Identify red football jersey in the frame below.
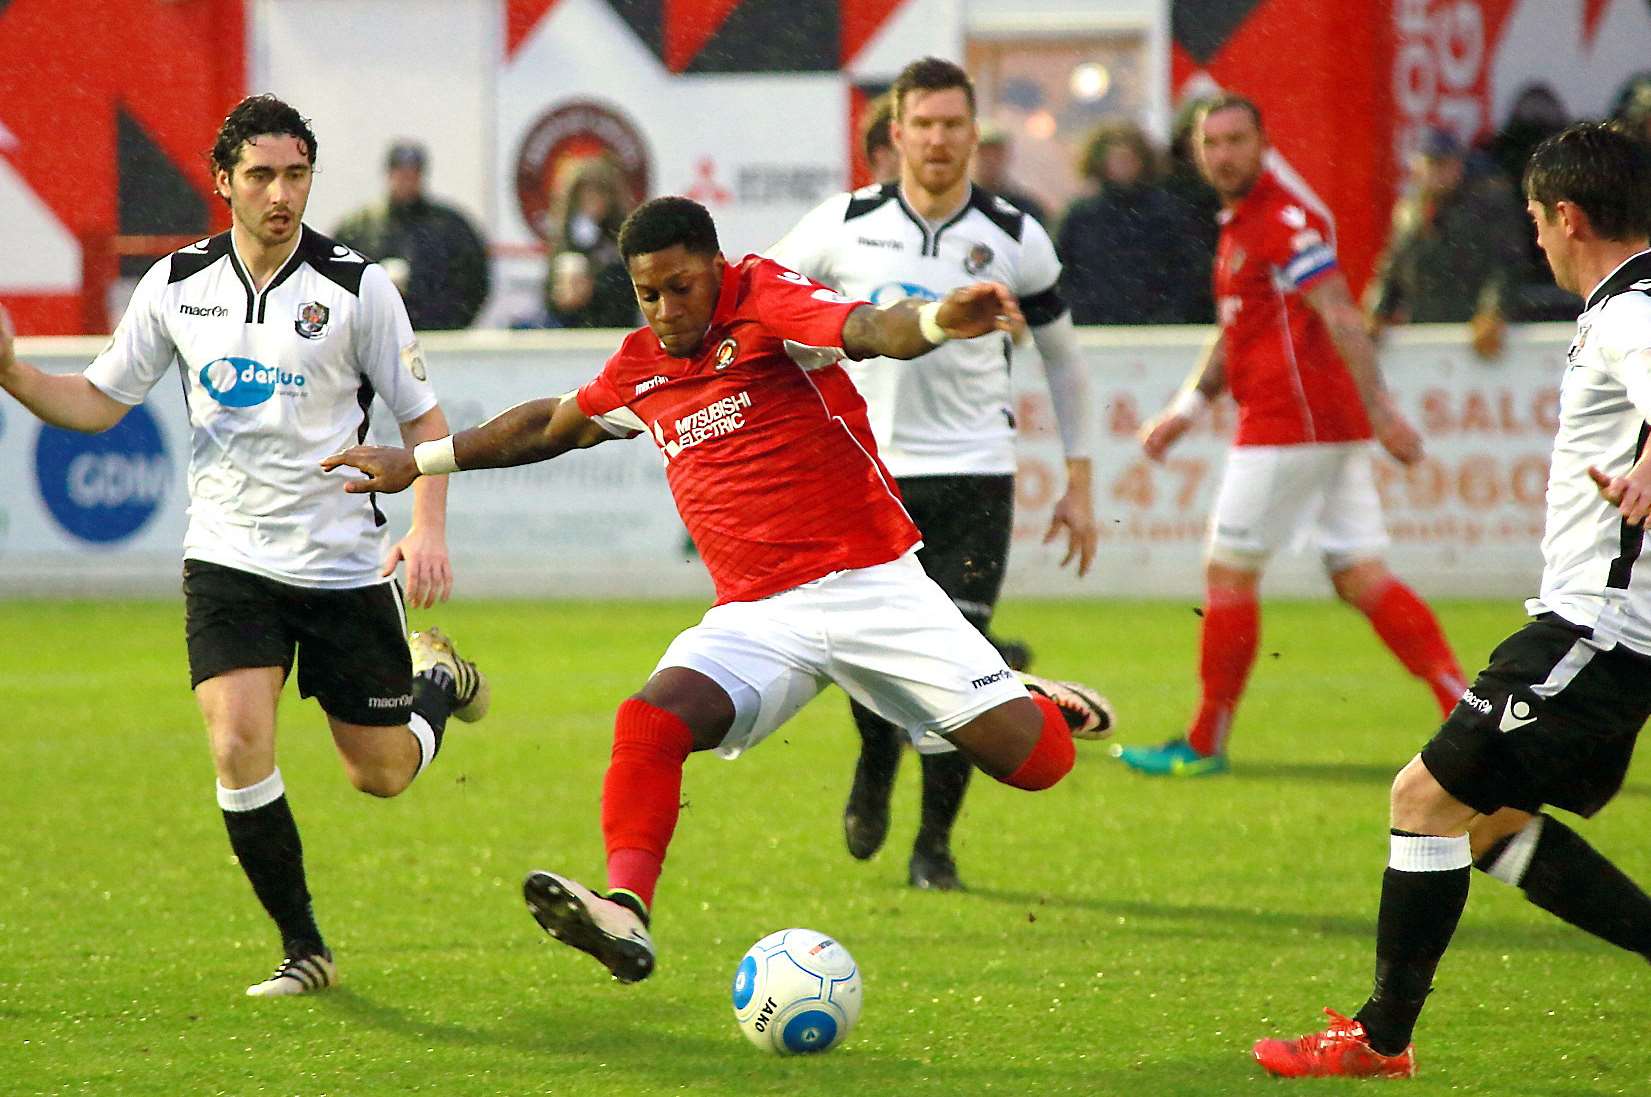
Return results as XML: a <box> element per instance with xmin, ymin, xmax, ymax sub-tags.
<box><xmin>1214</xmin><ymin>170</ymin><xmax>1371</xmax><ymax>446</ymax></box>
<box><xmin>576</xmin><ymin>254</ymin><xmax>920</xmax><ymax>604</ymax></box>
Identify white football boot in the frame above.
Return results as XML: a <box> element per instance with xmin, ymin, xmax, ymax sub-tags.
<box><xmin>409</xmin><ymin>626</ymin><xmax>490</xmax><ymax>722</ymax></box>
<box><xmin>1020</xmin><ymin>674</ymin><xmax>1116</xmax><ymax>740</ymax></box>
<box><xmin>246</xmin><ymin>950</ymin><xmax>337</xmax><ymax>997</ymax></box>
<box><xmin>523</xmin><ymin>871</ymin><xmax>655</xmax><ymax>983</ymax></box>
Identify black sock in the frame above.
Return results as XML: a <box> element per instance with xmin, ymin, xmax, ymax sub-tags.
<box><xmin>915</xmin><ymin>750</ymin><xmax>971</xmax><ymax>854</ymax></box>
<box><xmin>219</xmin><ymin>772</ymin><xmax>324</xmax><ymax>956</ymax></box>
<box><xmin>412</xmin><ymin>669</ymin><xmax>454</xmax><ymax>756</ymax></box>
<box><xmin>1478</xmin><ymin>814</ymin><xmax>1651</xmax><ymax>958</ymax></box>
<box><xmin>1356</xmin><ymin>830</ymin><xmax>1471</xmax><ymax>1056</ymax></box>
<box><xmin>849</xmin><ymin>700</ymin><xmax>902</xmax><ymax>806</ymax></box>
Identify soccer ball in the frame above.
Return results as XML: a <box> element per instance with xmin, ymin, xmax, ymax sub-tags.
<box><xmin>731</xmin><ymin>928</ymin><xmax>862</xmax><ymax>1055</ymax></box>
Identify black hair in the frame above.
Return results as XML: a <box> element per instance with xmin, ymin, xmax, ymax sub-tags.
<box><xmin>1195</xmin><ymin>93</ymin><xmax>1264</xmax><ymax>134</ymax></box>
<box><xmin>618</xmin><ymin>196</ymin><xmax>720</xmax><ymax>261</ymax></box>
<box><xmin>1523</xmin><ymin>122</ymin><xmax>1651</xmax><ymax>242</ymax></box>
<box><xmin>890</xmin><ymin>56</ymin><xmax>975</xmax><ymax>121</ymax></box>
<box><xmin>210</xmin><ymin>94</ymin><xmax>317</xmax><ymax>178</ymax></box>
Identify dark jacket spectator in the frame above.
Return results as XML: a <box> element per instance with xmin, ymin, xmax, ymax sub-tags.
<box><xmin>334</xmin><ymin>141</ymin><xmax>491</xmax><ymax>330</ymax></box>
<box><xmin>1057</xmin><ymin>121</ymin><xmax>1198</xmax><ymax>325</ymax></box>
<box><xmin>1368</xmin><ymin>127</ymin><xmax>1533</xmax><ymax>356</ymax></box>
<box><xmin>1161</xmin><ymin>98</ymin><xmax>1221</xmax><ymax>323</ymax></box>
<box><xmin>544</xmin><ymin>159</ymin><xmax>639</xmax><ymax>329</ymax></box>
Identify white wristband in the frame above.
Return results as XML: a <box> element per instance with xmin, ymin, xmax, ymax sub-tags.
<box><xmin>1169</xmin><ymin>388</ymin><xmax>1209</xmax><ymax>421</ymax></box>
<box><xmin>412</xmin><ymin>436</ymin><xmax>460</xmax><ymax>475</ymax></box>
<box><xmin>917</xmin><ymin>300</ymin><xmax>950</xmax><ymax>346</ymax></box>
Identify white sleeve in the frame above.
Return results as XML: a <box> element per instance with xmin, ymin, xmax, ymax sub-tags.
<box><xmin>1028</xmin><ymin>312</ymin><xmax>1090</xmax><ymax>460</ymax></box>
<box><xmin>83</xmin><ymin>260</ymin><xmax>178</xmax><ymax>405</ymax></box>
<box><xmin>1013</xmin><ymin>216</ymin><xmax>1063</xmax><ymax>298</ymax></box>
<box><xmin>764</xmin><ymin>193</ymin><xmax>849</xmax><ymax>287</ymax></box>
<box><xmin>354</xmin><ymin>263</ymin><xmax>439</xmax><ymax>423</ymax></box>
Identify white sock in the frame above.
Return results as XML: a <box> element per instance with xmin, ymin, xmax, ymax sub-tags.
<box><xmin>217</xmin><ymin>768</ymin><xmax>285</xmax><ymax>812</ymax></box>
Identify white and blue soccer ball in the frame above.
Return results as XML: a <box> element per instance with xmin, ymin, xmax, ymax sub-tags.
<box><xmin>731</xmin><ymin>928</ymin><xmax>862</xmax><ymax>1055</ymax></box>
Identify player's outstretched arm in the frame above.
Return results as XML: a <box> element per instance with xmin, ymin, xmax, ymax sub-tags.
<box><xmin>0</xmin><ymin>304</ymin><xmax>129</xmax><ymax>433</ymax></box>
<box><xmin>387</xmin><ymin>404</ymin><xmax>455</xmax><ymax>608</ymax></box>
<box><xmin>322</xmin><ymin>394</ymin><xmax>615</xmax><ymax>494</ymax></box>
<box><xmin>1140</xmin><ymin>333</ymin><xmax>1227</xmax><ymax>462</ymax></box>
<box><xmin>1304</xmin><ymin>273</ymin><xmax>1423</xmax><ymax>465</ymax></box>
<box><xmin>841</xmin><ymin>282</ymin><xmax>1025</xmax><ymax>361</ymax></box>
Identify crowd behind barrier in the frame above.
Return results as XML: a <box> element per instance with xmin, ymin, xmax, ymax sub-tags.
<box><xmin>1</xmin><ymin>323</ymin><xmax>1567</xmax><ymax>601</ymax></box>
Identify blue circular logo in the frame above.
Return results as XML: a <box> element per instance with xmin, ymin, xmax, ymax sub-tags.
<box><xmin>870</xmin><ymin>281</ymin><xmax>938</xmax><ymax>306</ymax></box>
<box><xmin>782</xmin><ymin>1008</ymin><xmax>838</xmax><ymax>1053</ymax></box>
<box><xmin>200</xmin><ymin>356</ymin><xmax>280</xmax><ymax>407</ymax></box>
<box><xmin>34</xmin><ymin>405</ymin><xmax>170</xmax><ymax>544</ymax></box>
<box><xmin>731</xmin><ymin>956</ymin><xmax>757</xmax><ymax>1010</ymax></box>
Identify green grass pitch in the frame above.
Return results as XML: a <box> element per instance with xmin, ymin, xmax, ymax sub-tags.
<box><xmin>3</xmin><ymin>597</ymin><xmax>1648</xmax><ymax>1095</ymax></box>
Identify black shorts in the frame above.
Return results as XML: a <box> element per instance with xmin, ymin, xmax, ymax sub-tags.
<box><xmin>182</xmin><ymin>559</ymin><xmax>414</xmax><ymax>726</ymax></box>
<box><xmin>896</xmin><ymin>474</ymin><xmax>1015</xmax><ymax>631</ymax></box>
<box><xmin>1421</xmin><ymin>616</ymin><xmax>1651</xmax><ymax>818</ymax></box>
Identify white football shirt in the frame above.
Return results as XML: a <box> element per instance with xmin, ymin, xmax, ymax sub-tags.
<box><xmin>768</xmin><ymin>183</ymin><xmax>1069</xmax><ymax>477</ymax></box>
<box><xmin>84</xmin><ymin>226</ymin><xmax>437</xmax><ymax>588</ymax></box>
<box><xmin>1527</xmin><ymin>248</ymin><xmax>1651</xmax><ymax>654</ymax></box>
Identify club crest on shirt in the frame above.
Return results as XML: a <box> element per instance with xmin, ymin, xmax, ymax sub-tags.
<box><xmin>963</xmin><ymin>242</ymin><xmax>994</xmax><ymax>275</ymax></box>
<box><xmin>715</xmin><ymin>337</ymin><xmax>739</xmax><ymax>369</ymax></box>
<box><xmin>400</xmin><ymin>341</ymin><xmax>427</xmax><ymax>381</ymax></box>
<box><xmin>294</xmin><ymin>301</ymin><xmax>330</xmax><ymax>340</ymax></box>
<box><xmin>1567</xmin><ymin>319</ymin><xmax>1591</xmax><ymax>365</ymax></box>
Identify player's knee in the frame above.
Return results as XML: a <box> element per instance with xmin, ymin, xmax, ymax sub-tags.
<box><xmin>1328</xmin><ymin>557</ymin><xmax>1388</xmax><ymax>604</ymax></box>
<box><xmin>345</xmin><ymin>760</ymin><xmax>410</xmax><ymax>799</ymax></box>
<box><xmin>1389</xmin><ymin>754</ymin><xmax>1457</xmax><ymax>830</ymax></box>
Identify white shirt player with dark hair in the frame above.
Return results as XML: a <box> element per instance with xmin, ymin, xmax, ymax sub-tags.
<box><xmin>86</xmin><ymin>227</ymin><xmax>436</xmax><ymax>586</ymax></box>
<box><xmin>766</xmin><ymin>180</ymin><xmax>1096</xmax><ymax>891</ymax></box>
<box><xmin>769</xmin><ymin>182</ymin><xmax>1091</xmax><ymax>477</ymax></box>
<box><xmin>1530</xmin><ymin>248</ymin><xmax>1651</xmax><ymax>651</ymax></box>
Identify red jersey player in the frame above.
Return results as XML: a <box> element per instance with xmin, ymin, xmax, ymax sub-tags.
<box><xmin>1115</xmin><ymin>94</ymin><xmax>1463</xmax><ymax>777</ymax></box>
<box><xmin>323</xmin><ymin>196</ymin><xmax>1113</xmax><ymax>982</ymax></box>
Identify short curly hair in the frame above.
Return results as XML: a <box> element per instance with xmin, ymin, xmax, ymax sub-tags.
<box><xmin>210</xmin><ymin>94</ymin><xmax>317</xmax><ymax>179</ymax></box>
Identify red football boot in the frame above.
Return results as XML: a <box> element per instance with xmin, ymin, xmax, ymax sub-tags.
<box><xmin>1252</xmin><ymin>1008</ymin><xmax>1416</xmax><ymax>1079</ymax></box>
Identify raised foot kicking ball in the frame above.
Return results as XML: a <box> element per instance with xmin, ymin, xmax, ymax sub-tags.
<box><xmin>731</xmin><ymin>928</ymin><xmax>862</xmax><ymax>1055</ymax></box>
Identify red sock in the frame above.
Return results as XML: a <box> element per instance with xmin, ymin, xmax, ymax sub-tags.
<box><xmin>1003</xmin><ymin>694</ymin><xmax>1076</xmax><ymax>790</ymax></box>
<box><xmin>601</xmin><ymin>698</ymin><xmax>694</xmax><ymax>910</ymax></box>
<box><xmin>1187</xmin><ymin>587</ymin><xmax>1260</xmax><ymax>757</ymax></box>
<box><xmin>1353</xmin><ymin>579</ymin><xmax>1465</xmax><ymax>715</ymax></box>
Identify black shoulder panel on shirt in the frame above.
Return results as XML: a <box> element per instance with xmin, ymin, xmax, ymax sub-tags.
<box><xmin>167</xmin><ymin>232</ymin><xmax>231</xmax><ymax>284</ymax></box>
<box><xmin>1021</xmin><ymin>284</ymin><xmax>1068</xmax><ymax>327</ymax></box>
<box><xmin>844</xmin><ymin>182</ymin><xmax>899</xmax><ymax>222</ymax></box>
<box><xmin>297</xmin><ymin>227</ymin><xmax>370</xmax><ymax>296</ymax></box>
<box><xmin>1587</xmin><ymin>249</ymin><xmax>1651</xmax><ymax>310</ymax></box>
<box><xmin>969</xmin><ymin>188</ymin><xmax>1026</xmax><ymax>242</ymax></box>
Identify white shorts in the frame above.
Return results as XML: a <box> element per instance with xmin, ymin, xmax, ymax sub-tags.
<box><xmin>653</xmin><ymin>551</ymin><xmax>1029</xmax><ymax>759</ymax></box>
<box><xmin>1207</xmin><ymin>442</ymin><xmax>1389</xmax><ymax>568</ymax></box>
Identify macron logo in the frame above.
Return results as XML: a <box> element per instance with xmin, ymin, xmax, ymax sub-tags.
<box><xmin>180</xmin><ymin>303</ymin><xmax>230</xmax><ymax>318</ymax></box>
<box><xmin>970</xmin><ymin>668</ymin><xmax>1015</xmax><ymax>690</ymax></box>
<box><xmin>1498</xmin><ymin>697</ymin><xmax>1536</xmax><ymax>733</ymax></box>
<box><xmin>636</xmin><ymin>375</ymin><xmax>670</xmax><ymax>395</ymax></box>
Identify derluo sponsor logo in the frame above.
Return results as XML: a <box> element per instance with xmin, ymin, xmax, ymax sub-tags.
<box><xmin>200</xmin><ymin>357</ymin><xmax>306</xmax><ymax>407</ymax></box>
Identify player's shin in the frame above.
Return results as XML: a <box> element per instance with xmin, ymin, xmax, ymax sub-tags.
<box><xmin>1001</xmin><ymin>694</ymin><xmax>1076</xmax><ymax>790</ymax></box>
<box><xmin>1355</xmin><ymin>831</ymin><xmax>1472</xmax><ymax>1056</ymax></box>
<box><xmin>1188</xmin><ymin>587</ymin><xmax>1258</xmax><ymax>756</ymax></box>
<box><xmin>218</xmin><ymin>769</ymin><xmax>325</xmax><ymax>956</ymax></box>
<box><xmin>602</xmin><ymin>698</ymin><xmax>695</xmax><ymax>911</ymax></box>
<box><xmin>1478</xmin><ymin>813</ymin><xmax>1651</xmax><ymax>959</ymax></box>
<box><xmin>1352</xmin><ymin>578</ymin><xmax>1464</xmax><ymax>715</ymax></box>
